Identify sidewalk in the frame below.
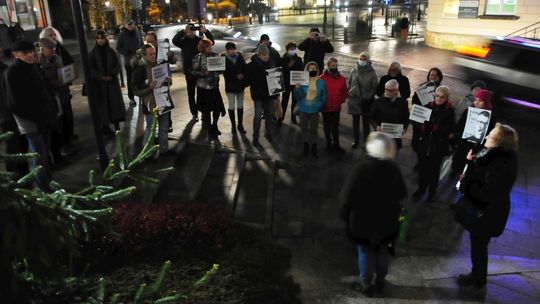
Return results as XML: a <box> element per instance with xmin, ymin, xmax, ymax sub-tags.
<box><xmin>52</xmin><ymin>15</ymin><xmax>540</xmax><ymax>303</ymax></box>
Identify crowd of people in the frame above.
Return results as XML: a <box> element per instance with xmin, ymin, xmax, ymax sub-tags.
<box><xmin>0</xmin><ymin>20</ymin><xmax>520</xmax><ymax>299</ymax></box>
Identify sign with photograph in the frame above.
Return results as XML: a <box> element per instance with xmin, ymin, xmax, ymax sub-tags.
<box><xmin>462</xmin><ymin>107</ymin><xmax>491</xmax><ymax>144</ymax></box>
<box><xmin>153</xmin><ymin>86</ymin><xmax>175</xmax><ymax>115</ymax></box>
<box><xmin>151</xmin><ymin>63</ymin><xmax>169</xmax><ymax>85</ymax></box>
<box><xmin>290</xmin><ymin>71</ymin><xmax>309</xmax><ymax>86</ymax></box>
<box><xmin>206</xmin><ymin>56</ymin><xmax>226</xmax><ymax>71</ymax></box>
<box><xmin>409</xmin><ymin>104</ymin><xmax>432</xmax><ymax>123</ymax></box>
<box><xmin>266</xmin><ymin>67</ymin><xmax>284</xmax><ymax>95</ymax></box>
<box><xmin>381</xmin><ymin>123</ymin><xmax>404</xmax><ymax>139</ymax></box>
<box><xmin>415</xmin><ymin>82</ymin><xmax>436</xmax><ymax>106</ymax></box>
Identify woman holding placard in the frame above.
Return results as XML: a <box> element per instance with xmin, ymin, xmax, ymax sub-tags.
<box><xmin>346</xmin><ymin>52</ymin><xmax>378</xmax><ymax>148</ymax></box>
<box><xmin>294</xmin><ymin>61</ymin><xmax>326</xmax><ymax>158</ymax></box>
<box><xmin>88</xmin><ymin>30</ymin><xmax>126</xmax><ymax>136</ymax></box>
<box><xmin>411</xmin><ymin>67</ymin><xmax>443</xmax><ymax>169</ymax></box>
<box><xmin>451</xmin><ymin>89</ymin><xmax>496</xmax><ymax>176</ymax></box>
<box><xmin>280</xmin><ymin>42</ymin><xmax>304</xmax><ymax>126</ymax></box>
<box><xmin>412</xmin><ymin>85</ymin><xmax>454</xmax><ymax>202</ymax></box>
<box><xmin>191</xmin><ymin>38</ymin><xmax>226</xmax><ymax>138</ymax></box>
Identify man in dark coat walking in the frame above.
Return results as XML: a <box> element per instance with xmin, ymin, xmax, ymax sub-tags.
<box><xmin>172</xmin><ymin>23</ymin><xmax>214</xmax><ymax>121</ymax></box>
<box><xmin>116</xmin><ymin>19</ymin><xmax>143</xmax><ymax>105</ymax></box>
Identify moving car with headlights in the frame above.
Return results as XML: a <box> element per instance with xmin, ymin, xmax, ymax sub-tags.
<box><xmin>152</xmin><ymin>24</ymin><xmax>274</xmax><ymax>72</ymax></box>
<box><xmin>454</xmin><ymin>36</ymin><xmax>540</xmax><ymax>109</ymax></box>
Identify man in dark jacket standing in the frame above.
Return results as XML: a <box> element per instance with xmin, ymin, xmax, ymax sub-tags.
<box><xmin>280</xmin><ymin>41</ymin><xmax>303</xmax><ymax>125</ymax></box>
<box><xmin>245</xmin><ymin>45</ymin><xmax>278</xmax><ymax>146</ymax></box>
<box><xmin>257</xmin><ymin>34</ymin><xmax>281</xmax><ymax>67</ymax></box>
<box><xmin>297</xmin><ymin>27</ymin><xmax>334</xmax><ymax>73</ymax></box>
<box><xmin>375</xmin><ymin>61</ymin><xmax>411</xmax><ymax>100</ymax></box>
<box><xmin>4</xmin><ymin>41</ymin><xmax>58</xmax><ymax>191</ymax></box>
<box><xmin>116</xmin><ymin>19</ymin><xmax>143</xmax><ymax>105</ymax></box>
<box><xmin>172</xmin><ymin>23</ymin><xmax>214</xmax><ymax>121</ymax></box>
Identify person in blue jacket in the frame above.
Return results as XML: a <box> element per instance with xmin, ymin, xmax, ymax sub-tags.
<box><xmin>293</xmin><ymin>61</ymin><xmax>326</xmax><ymax>158</ymax></box>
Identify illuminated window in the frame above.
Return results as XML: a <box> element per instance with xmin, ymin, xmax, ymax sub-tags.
<box><xmin>485</xmin><ymin>0</ymin><xmax>517</xmax><ymax>15</ymax></box>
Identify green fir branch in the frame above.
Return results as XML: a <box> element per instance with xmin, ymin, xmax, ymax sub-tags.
<box><xmin>116</xmin><ymin>130</ymin><xmax>128</xmax><ymax>170</ymax></box>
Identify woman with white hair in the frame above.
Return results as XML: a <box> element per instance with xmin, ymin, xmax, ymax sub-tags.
<box><xmin>340</xmin><ymin>132</ymin><xmax>407</xmax><ymax>297</ymax></box>
<box><xmin>347</xmin><ymin>51</ymin><xmax>378</xmax><ymax>148</ymax></box>
<box><xmin>39</xmin><ymin>27</ymin><xmax>74</xmax><ymax>66</ymax></box>
<box><xmin>412</xmin><ymin>85</ymin><xmax>455</xmax><ymax>202</ymax></box>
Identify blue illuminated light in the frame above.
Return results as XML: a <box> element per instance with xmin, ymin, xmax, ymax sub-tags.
<box><xmin>504</xmin><ymin>97</ymin><xmax>540</xmax><ymax>110</ymax></box>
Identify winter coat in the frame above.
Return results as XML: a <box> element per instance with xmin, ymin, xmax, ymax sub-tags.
<box><xmin>294</xmin><ymin>76</ymin><xmax>326</xmax><ymax>114</ymax></box>
<box><xmin>132</xmin><ymin>58</ymin><xmax>172</xmax><ymax>115</ymax></box>
<box><xmin>55</xmin><ymin>42</ymin><xmax>74</xmax><ymax>66</ymax></box>
<box><xmin>460</xmin><ymin>147</ymin><xmax>518</xmax><ymax>237</ymax></box>
<box><xmin>3</xmin><ymin>59</ymin><xmax>57</xmax><ymax>131</ymax></box>
<box><xmin>320</xmin><ymin>71</ymin><xmax>347</xmax><ymax>112</ymax></box>
<box><xmin>375</xmin><ymin>73</ymin><xmax>411</xmax><ymax>100</ymax></box>
<box><xmin>340</xmin><ymin>156</ymin><xmax>407</xmax><ymax>246</ymax></box>
<box><xmin>281</xmin><ymin>53</ymin><xmax>303</xmax><ymax>91</ymax></box>
<box><xmin>88</xmin><ymin>45</ymin><xmax>126</xmax><ymax>124</ymax></box>
<box><xmin>369</xmin><ymin>96</ymin><xmax>410</xmax><ymax>149</ymax></box>
<box><xmin>172</xmin><ymin>30</ymin><xmax>214</xmax><ymax>74</ymax></box>
<box><xmin>245</xmin><ymin>54</ymin><xmax>278</xmax><ymax>102</ymax></box>
<box><xmin>297</xmin><ymin>37</ymin><xmax>334</xmax><ymax>73</ymax></box>
<box><xmin>254</xmin><ymin>42</ymin><xmax>281</xmax><ymax>67</ymax></box>
<box><xmin>347</xmin><ymin>62</ymin><xmax>378</xmax><ymax>115</ymax></box>
<box><xmin>191</xmin><ymin>52</ymin><xmax>221</xmax><ymax>90</ymax></box>
<box><xmin>222</xmin><ymin>52</ymin><xmax>247</xmax><ymax>93</ymax></box>
<box><xmin>0</xmin><ymin>61</ymin><xmax>13</xmax><ymax>125</ymax></box>
<box><xmin>116</xmin><ymin>27</ymin><xmax>143</xmax><ymax>64</ymax></box>
<box><xmin>416</xmin><ymin>101</ymin><xmax>454</xmax><ymax>158</ymax></box>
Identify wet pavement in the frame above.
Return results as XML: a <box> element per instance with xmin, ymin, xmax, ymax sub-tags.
<box><xmin>12</xmin><ymin>12</ymin><xmax>540</xmax><ymax>303</ymax></box>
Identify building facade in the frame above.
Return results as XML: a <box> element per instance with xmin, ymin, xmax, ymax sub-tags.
<box><xmin>426</xmin><ymin>0</ymin><xmax>540</xmax><ymax>50</ymax></box>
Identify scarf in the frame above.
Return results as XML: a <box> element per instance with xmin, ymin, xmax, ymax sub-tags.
<box><xmin>306</xmin><ymin>76</ymin><xmax>318</xmax><ymax>104</ymax></box>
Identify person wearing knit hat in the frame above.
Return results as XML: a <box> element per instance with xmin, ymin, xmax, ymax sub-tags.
<box><xmin>451</xmin><ymin>88</ymin><xmax>496</xmax><ymax>175</ymax></box>
<box><xmin>38</xmin><ymin>37</ymin><xmax>56</xmax><ymax>49</ymax></box>
<box><xmin>454</xmin><ymin>80</ymin><xmax>488</xmax><ymax>124</ymax></box>
<box><xmin>298</xmin><ymin>27</ymin><xmax>334</xmax><ymax>76</ymax></box>
<box><xmin>244</xmin><ymin>42</ymin><xmax>279</xmax><ymax>146</ymax></box>
<box><xmin>257</xmin><ymin>34</ymin><xmax>281</xmax><ymax>67</ymax></box>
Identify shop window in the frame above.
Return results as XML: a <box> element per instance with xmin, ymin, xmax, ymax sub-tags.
<box><xmin>9</xmin><ymin>0</ymin><xmax>47</xmax><ymax>30</ymax></box>
<box><xmin>485</xmin><ymin>0</ymin><xmax>517</xmax><ymax>15</ymax></box>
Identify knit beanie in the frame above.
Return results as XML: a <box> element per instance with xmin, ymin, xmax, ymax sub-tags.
<box><xmin>474</xmin><ymin>89</ymin><xmax>494</xmax><ymax>109</ymax></box>
<box><xmin>470</xmin><ymin>80</ymin><xmax>487</xmax><ymax>90</ymax></box>
<box><xmin>256</xmin><ymin>44</ymin><xmax>269</xmax><ymax>56</ymax></box>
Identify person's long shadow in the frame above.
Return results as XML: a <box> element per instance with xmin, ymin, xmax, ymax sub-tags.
<box><xmin>367</xmin><ymin>281</ymin><xmax>487</xmax><ymax>302</ymax></box>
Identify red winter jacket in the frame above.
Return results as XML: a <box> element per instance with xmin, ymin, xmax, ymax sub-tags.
<box><xmin>320</xmin><ymin>71</ymin><xmax>348</xmax><ymax>112</ymax></box>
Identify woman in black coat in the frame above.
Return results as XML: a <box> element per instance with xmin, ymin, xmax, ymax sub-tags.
<box><xmin>456</xmin><ymin>123</ymin><xmax>518</xmax><ymax>289</ymax></box>
<box><xmin>88</xmin><ymin>30</ymin><xmax>126</xmax><ymax>134</ymax></box>
<box><xmin>411</xmin><ymin>67</ymin><xmax>443</xmax><ymax>166</ymax></box>
<box><xmin>340</xmin><ymin>132</ymin><xmax>407</xmax><ymax>296</ymax></box>
<box><xmin>280</xmin><ymin>42</ymin><xmax>303</xmax><ymax>125</ymax></box>
<box><xmin>412</xmin><ymin>85</ymin><xmax>454</xmax><ymax>201</ymax></box>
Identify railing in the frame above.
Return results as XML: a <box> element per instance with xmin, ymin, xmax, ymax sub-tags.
<box><xmin>506</xmin><ymin>21</ymin><xmax>540</xmax><ymax>40</ymax></box>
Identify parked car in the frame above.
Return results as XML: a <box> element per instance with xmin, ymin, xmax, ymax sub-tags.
<box><xmin>454</xmin><ymin>36</ymin><xmax>540</xmax><ymax>108</ymax></box>
<box><xmin>151</xmin><ymin>24</ymin><xmax>274</xmax><ymax>72</ymax></box>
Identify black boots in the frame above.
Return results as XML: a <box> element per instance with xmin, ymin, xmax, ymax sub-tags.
<box><xmin>237</xmin><ymin>109</ymin><xmax>246</xmax><ymax>134</ymax></box>
<box><xmin>228</xmin><ymin>110</ymin><xmax>236</xmax><ymax>134</ymax></box>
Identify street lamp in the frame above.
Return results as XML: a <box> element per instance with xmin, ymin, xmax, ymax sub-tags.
<box><xmin>164</xmin><ymin>0</ymin><xmax>172</xmax><ymax>23</ymax></box>
<box><xmin>323</xmin><ymin>0</ymin><xmax>327</xmax><ymax>34</ymax></box>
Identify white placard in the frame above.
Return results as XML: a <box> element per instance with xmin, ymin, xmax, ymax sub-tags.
<box><xmin>462</xmin><ymin>107</ymin><xmax>491</xmax><ymax>144</ymax></box>
<box><xmin>290</xmin><ymin>71</ymin><xmax>309</xmax><ymax>85</ymax></box>
<box><xmin>206</xmin><ymin>56</ymin><xmax>226</xmax><ymax>71</ymax></box>
<box><xmin>266</xmin><ymin>67</ymin><xmax>284</xmax><ymax>95</ymax></box>
<box><xmin>156</xmin><ymin>42</ymin><xmax>168</xmax><ymax>63</ymax></box>
<box><xmin>415</xmin><ymin>82</ymin><xmax>436</xmax><ymax>106</ymax></box>
<box><xmin>151</xmin><ymin>64</ymin><xmax>169</xmax><ymax>85</ymax></box>
<box><xmin>381</xmin><ymin>123</ymin><xmax>404</xmax><ymax>138</ymax></box>
<box><xmin>58</xmin><ymin>64</ymin><xmax>75</xmax><ymax>84</ymax></box>
<box><xmin>153</xmin><ymin>86</ymin><xmax>175</xmax><ymax>115</ymax></box>
<box><xmin>409</xmin><ymin>104</ymin><xmax>432</xmax><ymax>123</ymax></box>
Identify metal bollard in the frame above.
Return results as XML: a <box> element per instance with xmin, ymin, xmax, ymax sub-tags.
<box><xmin>249</xmin><ymin>17</ymin><xmax>252</xmax><ymax>25</ymax></box>
<box><xmin>332</xmin><ymin>17</ymin><xmax>335</xmax><ymax>40</ymax></box>
<box><xmin>344</xmin><ymin>28</ymin><xmax>348</xmax><ymax>44</ymax></box>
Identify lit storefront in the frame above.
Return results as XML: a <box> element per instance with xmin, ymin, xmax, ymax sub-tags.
<box><xmin>426</xmin><ymin>0</ymin><xmax>539</xmax><ymax>50</ymax></box>
<box><xmin>0</xmin><ymin>0</ymin><xmax>50</xmax><ymax>31</ymax></box>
